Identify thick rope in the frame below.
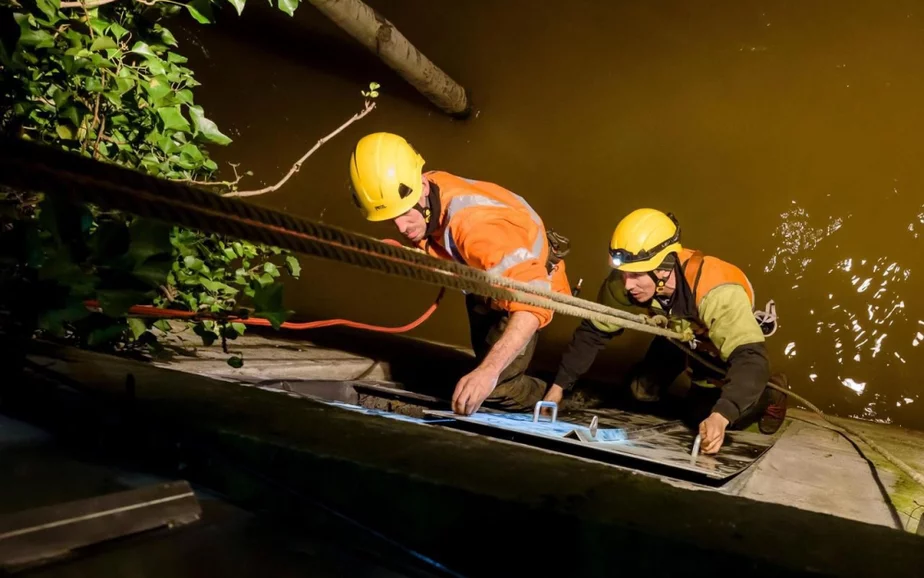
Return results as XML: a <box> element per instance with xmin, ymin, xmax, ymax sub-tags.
<box><xmin>0</xmin><ymin>136</ymin><xmax>692</xmax><ymax>343</ymax></box>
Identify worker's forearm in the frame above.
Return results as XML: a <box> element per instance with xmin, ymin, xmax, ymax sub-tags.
<box><xmin>477</xmin><ymin>311</ymin><xmax>540</xmax><ymax>377</ymax></box>
<box><xmin>713</xmin><ymin>342</ymin><xmax>770</xmax><ymax>424</ymax></box>
<box><xmin>553</xmin><ymin>319</ymin><xmax>615</xmax><ymax>390</ymax></box>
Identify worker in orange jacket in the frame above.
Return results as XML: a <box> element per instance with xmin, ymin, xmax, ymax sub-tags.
<box><xmin>348</xmin><ymin>132</ymin><xmax>571</xmax><ymax>416</ymax></box>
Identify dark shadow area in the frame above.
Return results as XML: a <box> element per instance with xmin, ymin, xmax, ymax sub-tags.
<box><xmin>199</xmin><ymin>3</ymin><xmax>435</xmax><ymax>112</ymax></box>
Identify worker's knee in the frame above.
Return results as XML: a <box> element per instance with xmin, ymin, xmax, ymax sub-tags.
<box><xmin>488</xmin><ymin>376</ymin><xmax>546</xmax><ymax>411</ymax></box>
<box><xmin>629</xmin><ymin>374</ymin><xmax>662</xmax><ymax>402</ymax></box>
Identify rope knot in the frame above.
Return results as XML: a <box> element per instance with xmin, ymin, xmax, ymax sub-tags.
<box><xmin>647</xmin><ymin>314</ymin><xmax>669</xmax><ymax>328</ymax></box>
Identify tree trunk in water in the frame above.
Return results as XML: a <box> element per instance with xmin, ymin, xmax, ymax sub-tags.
<box><xmin>308</xmin><ymin>0</ymin><xmax>472</xmax><ymax>118</ymax></box>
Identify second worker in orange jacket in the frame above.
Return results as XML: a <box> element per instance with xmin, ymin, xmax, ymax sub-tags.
<box><xmin>348</xmin><ymin>132</ymin><xmax>571</xmax><ymax>415</ymax></box>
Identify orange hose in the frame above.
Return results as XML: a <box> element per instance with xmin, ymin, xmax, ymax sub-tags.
<box><xmin>83</xmin><ymin>238</ymin><xmax>444</xmax><ymax>334</ymax></box>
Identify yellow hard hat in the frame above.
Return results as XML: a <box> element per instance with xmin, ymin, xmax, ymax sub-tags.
<box><xmin>349</xmin><ymin>132</ymin><xmax>426</xmax><ymax>222</ymax></box>
<box><xmin>609</xmin><ymin>208</ymin><xmax>682</xmax><ymax>272</ymax></box>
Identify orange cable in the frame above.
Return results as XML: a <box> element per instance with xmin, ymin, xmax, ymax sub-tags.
<box><xmin>83</xmin><ymin>239</ymin><xmax>445</xmax><ymax>334</ymax></box>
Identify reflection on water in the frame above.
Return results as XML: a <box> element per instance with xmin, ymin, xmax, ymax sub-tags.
<box><xmin>765</xmin><ymin>204</ymin><xmax>922</xmax><ymax>424</ymax></box>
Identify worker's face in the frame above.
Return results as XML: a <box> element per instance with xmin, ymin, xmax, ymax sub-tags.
<box><xmin>391</xmin><ymin>177</ymin><xmax>430</xmax><ymax>244</ymax></box>
<box><xmin>392</xmin><ymin>208</ymin><xmax>426</xmax><ymax>243</ymax></box>
<box><xmin>622</xmin><ymin>269</ymin><xmax>671</xmax><ymax>302</ymax></box>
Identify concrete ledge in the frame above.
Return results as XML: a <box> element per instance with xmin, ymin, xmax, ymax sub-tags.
<box><xmin>4</xmin><ymin>340</ymin><xmax>924</xmax><ymax>577</ymax></box>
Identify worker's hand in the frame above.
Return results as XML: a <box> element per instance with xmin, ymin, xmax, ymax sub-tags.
<box><xmin>452</xmin><ymin>368</ymin><xmax>499</xmax><ymax>416</ymax></box>
<box><xmin>541</xmin><ymin>384</ymin><xmax>564</xmax><ymax>415</ymax></box>
<box><xmin>699</xmin><ymin>412</ymin><xmax>729</xmax><ymax>454</ymax></box>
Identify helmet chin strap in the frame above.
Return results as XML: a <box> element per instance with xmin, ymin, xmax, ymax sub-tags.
<box><xmin>649</xmin><ymin>270</ymin><xmax>669</xmax><ymax>295</ymax></box>
<box><xmin>411</xmin><ymin>183</ymin><xmax>440</xmax><ymax>238</ymax></box>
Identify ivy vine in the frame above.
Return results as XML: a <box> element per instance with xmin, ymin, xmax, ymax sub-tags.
<box><xmin>0</xmin><ymin>0</ymin><xmax>323</xmax><ymax>361</ymax></box>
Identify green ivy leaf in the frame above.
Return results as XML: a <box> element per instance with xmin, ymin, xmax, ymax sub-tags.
<box><xmin>157</xmin><ymin>106</ymin><xmax>191</xmax><ymax>132</ymax></box>
<box><xmin>108</xmin><ymin>22</ymin><xmax>129</xmax><ymax>40</ymax></box>
<box><xmin>179</xmin><ymin>142</ymin><xmax>204</xmax><ymax>162</ymax></box>
<box><xmin>200</xmin><ymin>278</ymin><xmax>237</xmax><ymax>295</ymax></box>
<box><xmin>175</xmin><ymin>89</ymin><xmax>194</xmax><ymax>104</ymax></box>
<box><xmin>90</xmin><ymin>36</ymin><xmax>117</xmax><ymax>52</ymax></box>
<box><xmin>193</xmin><ymin>321</ymin><xmax>218</xmax><ymax>346</ymax></box>
<box><xmin>160</xmin><ymin>28</ymin><xmax>178</xmax><ymax>47</ymax></box>
<box><xmin>35</xmin><ymin>0</ymin><xmax>60</xmax><ymax>22</ymax></box>
<box><xmin>18</xmin><ymin>29</ymin><xmax>55</xmax><ymax>49</ymax></box>
<box><xmin>154</xmin><ymin>319</ymin><xmax>172</xmax><ymax>332</ymax></box>
<box><xmin>277</xmin><ymin>0</ymin><xmax>298</xmax><ymax>16</ymax></box>
<box><xmin>253</xmin><ymin>283</ymin><xmax>291</xmax><ymax>330</ymax></box>
<box><xmin>85</xmin><ymin>76</ymin><xmax>104</xmax><ymax>92</ymax></box>
<box><xmin>226</xmin><ymin>0</ymin><xmax>246</xmax><ymax>15</ymax></box>
<box><xmin>167</xmin><ymin>52</ymin><xmax>188</xmax><ymax>64</ymax></box>
<box><xmin>59</xmin><ymin>106</ymin><xmax>80</xmax><ymax>129</ymax></box>
<box><xmin>285</xmin><ymin>255</ymin><xmax>301</xmax><ymax>278</ymax></box>
<box><xmin>114</xmin><ymin>77</ymin><xmax>134</xmax><ymax>95</ymax></box>
<box><xmin>52</xmin><ymin>88</ymin><xmax>71</xmax><ymax>108</ymax></box>
<box><xmin>55</xmin><ymin>123</ymin><xmax>75</xmax><ymax>140</ymax></box>
<box><xmin>188</xmin><ymin>105</ymin><xmax>231</xmax><ymax>145</ymax></box>
<box><xmin>186</xmin><ymin>0</ymin><xmax>212</xmax><ymax>24</ymax></box>
<box><xmin>147</xmin><ymin>58</ymin><xmax>167</xmax><ymax>76</ymax></box>
<box><xmin>89</xmin><ymin>18</ymin><xmax>108</xmax><ymax>36</ymax></box>
<box><xmin>157</xmin><ymin>134</ymin><xmax>181</xmax><ymax>154</ymax></box>
<box><xmin>146</xmin><ymin>76</ymin><xmax>172</xmax><ymax>105</ymax></box>
<box><xmin>130</xmin><ymin>41</ymin><xmax>156</xmax><ymax>59</ymax></box>
<box><xmin>90</xmin><ymin>53</ymin><xmax>116</xmax><ymax>69</ymax></box>
<box><xmin>263</xmin><ymin>262</ymin><xmax>279</xmax><ymax>277</ymax></box>
<box><xmin>227</xmin><ymin>356</ymin><xmax>244</xmax><ymax>368</ymax></box>
<box><xmin>184</xmin><ymin>255</ymin><xmax>204</xmax><ymax>271</ymax></box>
<box><xmin>128</xmin><ymin>317</ymin><xmax>148</xmax><ymax>340</ymax></box>
<box><xmin>231</xmin><ymin>322</ymin><xmax>246</xmax><ymax>335</ymax></box>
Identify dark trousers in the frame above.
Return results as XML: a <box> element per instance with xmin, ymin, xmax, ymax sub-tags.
<box><xmin>627</xmin><ymin>337</ymin><xmax>770</xmax><ymax>429</ymax></box>
<box><xmin>465</xmin><ymin>294</ymin><xmax>547</xmax><ymax>411</ymax></box>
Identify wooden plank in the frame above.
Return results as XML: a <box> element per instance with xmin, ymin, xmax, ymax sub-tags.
<box><xmin>0</xmin><ymin>480</ymin><xmax>201</xmax><ymax>568</ymax></box>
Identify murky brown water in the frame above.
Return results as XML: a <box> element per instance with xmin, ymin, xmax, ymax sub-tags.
<box><xmin>180</xmin><ymin>0</ymin><xmax>924</xmax><ymax>429</ymax></box>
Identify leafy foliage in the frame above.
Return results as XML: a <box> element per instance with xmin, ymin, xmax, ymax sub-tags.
<box><xmin>0</xmin><ymin>0</ymin><xmax>304</xmax><ymax>352</ymax></box>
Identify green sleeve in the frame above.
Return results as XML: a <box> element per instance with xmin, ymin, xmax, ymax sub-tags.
<box><xmin>697</xmin><ymin>284</ymin><xmax>765</xmax><ymax>361</ymax></box>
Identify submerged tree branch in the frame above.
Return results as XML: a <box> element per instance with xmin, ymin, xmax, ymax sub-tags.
<box><xmin>224</xmin><ymin>100</ymin><xmax>376</xmax><ymax>198</ymax></box>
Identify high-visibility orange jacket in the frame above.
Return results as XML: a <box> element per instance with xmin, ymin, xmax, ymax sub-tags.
<box><xmin>414</xmin><ymin>171</ymin><xmax>570</xmax><ymax>328</ymax></box>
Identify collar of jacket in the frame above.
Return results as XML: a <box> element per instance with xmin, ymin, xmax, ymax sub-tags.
<box><xmin>422</xmin><ymin>179</ymin><xmax>442</xmax><ymax>238</ymax></box>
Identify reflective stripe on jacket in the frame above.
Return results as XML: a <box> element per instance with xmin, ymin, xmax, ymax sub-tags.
<box><xmin>416</xmin><ymin>171</ymin><xmax>570</xmax><ymax>328</ymax></box>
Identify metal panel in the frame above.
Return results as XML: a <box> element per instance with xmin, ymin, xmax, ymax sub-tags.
<box><xmin>425</xmin><ymin>407</ymin><xmax>776</xmax><ymax>483</ymax></box>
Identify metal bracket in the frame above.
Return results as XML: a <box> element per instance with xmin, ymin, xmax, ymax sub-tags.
<box><xmin>589</xmin><ymin>415</ymin><xmax>599</xmax><ymax>439</ymax></box>
<box><xmin>690</xmin><ymin>434</ymin><xmax>702</xmax><ymax>464</ymax></box>
<box><xmin>532</xmin><ymin>401</ymin><xmax>558</xmax><ymax>423</ymax></box>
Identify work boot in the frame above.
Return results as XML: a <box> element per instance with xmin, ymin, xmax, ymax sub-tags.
<box><xmin>758</xmin><ymin>373</ymin><xmax>789</xmax><ymax>434</ymax></box>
